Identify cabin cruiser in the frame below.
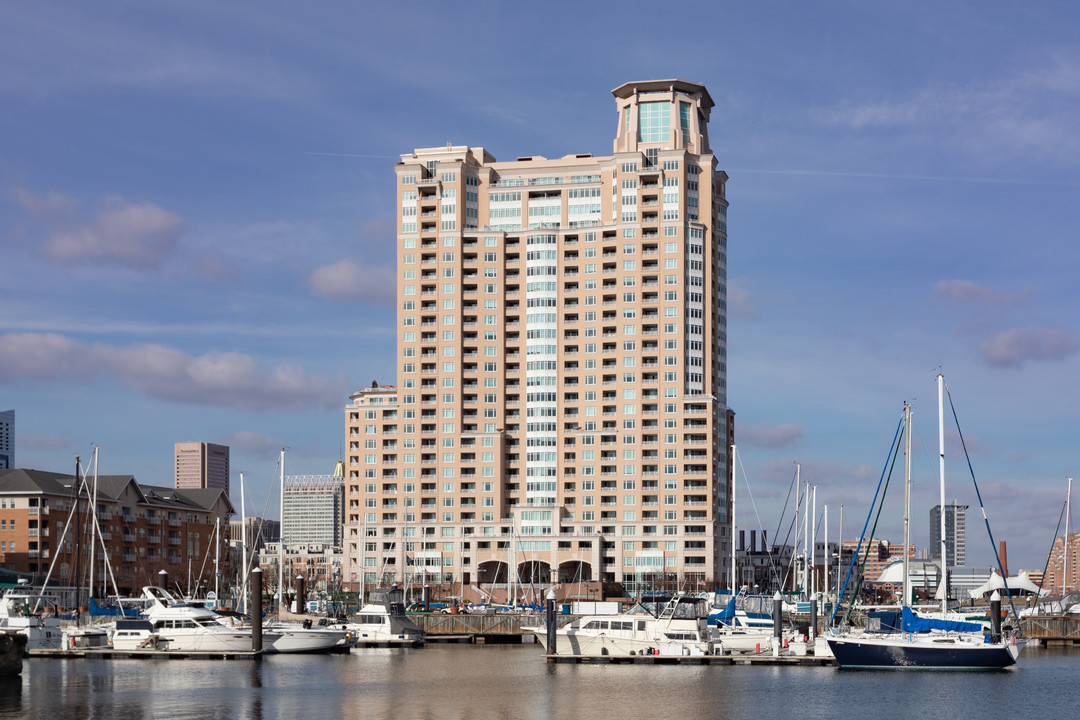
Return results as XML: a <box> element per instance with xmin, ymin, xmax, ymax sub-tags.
<box><xmin>111</xmin><ymin>586</ymin><xmax>279</xmax><ymax>652</ymax></box>
<box><xmin>266</xmin><ymin>619</ymin><xmax>351</xmax><ymax>653</ymax></box>
<box><xmin>529</xmin><ymin>593</ymin><xmax>716</xmax><ymax>657</ymax></box>
<box><xmin>344</xmin><ymin>588</ymin><xmax>425</xmax><ymax>646</ymax></box>
<box><xmin>0</xmin><ymin>587</ymin><xmax>64</xmax><ymax>651</ymax></box>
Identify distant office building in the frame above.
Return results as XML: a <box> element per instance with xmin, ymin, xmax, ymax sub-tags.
<box><xmin>842</xmin><ymin>539</ymin><xmax>913</xmax><ymax>587</ymax></box>
<box><xmin>930</xmin><ymin>502</ymin><xmax>967</xmax><ymax>568</ymax></box>
<box><xmin>229</xmin><ymin>516</ymin><xmax>281</xmax><ymax>555</ymax></box>
<box><xmin>174</xmin><ymin>442</ymin><xmax>230</xmax><ymax>495</ymax></box>
<box><xmin>282</xmin><ymin>463</ymin><xmax>345</xmax><ymax>547</ymax></box>
<box><xmin>0</xmin><ymin>410</ymin><xmax>12</xmax><ymax>469</ymax></box>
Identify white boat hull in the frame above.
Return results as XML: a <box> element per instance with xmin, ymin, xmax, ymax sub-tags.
<box><xmin>270</xmin><ymin>627</ymin><xmax>349</xmax><ymax>653</ymax></box>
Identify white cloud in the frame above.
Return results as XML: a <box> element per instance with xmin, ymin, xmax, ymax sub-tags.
<box><xmin>308</xmin><ymin>257</ymin><xmax>396</xmax><ymax>304</ymax></box>
<box><xmin>16</xmin><ymin>190</ymin><xmax>184</xmax><ymax>268</ymax></box>
<box><xmin>0</xmin><ymin>332</ymin><xmax>341</xmax><ymax>411</ymax></box>
<box><xmin>979</xmin><ymin>327</ymin><xmax>1079</xmax><ymax>367</ymax></box>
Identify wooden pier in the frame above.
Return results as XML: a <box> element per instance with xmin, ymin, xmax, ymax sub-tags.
<box><xmin>1019</xmin><ymin>615</ymin><xmax>1080</xmax><ymax>646</ymax></box>
<box><xmin>415</xmin><ymin>612</ymin><xmax>541</xmax><ymax>643</ymax></box>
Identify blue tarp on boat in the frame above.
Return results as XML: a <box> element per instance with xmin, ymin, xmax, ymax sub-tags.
<box><xmin>707</xmin><ymin>597</ymin><xmax>736</xmax><ymax>625</ymax></box>
<box><xmin>88</xmin><ymin>597</ymin><xmax>140</xmax><ymax>618</ymax></box>
<box><xmin>901</xmin><ymin>605</ymin><xmax>982</xmax><ymax>633</ymax></box>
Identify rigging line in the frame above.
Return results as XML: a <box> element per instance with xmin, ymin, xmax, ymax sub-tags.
<box><xmin>831</xmin><ymin>409</ymin><xmax>905</xmax><ymax>629</ymax></box>
<box><xmin>735</xmin><ymin>451</ymin><xmax>785</xmax><ymax>588</ymax></box>
<box><xmin>771</xmin><ymin>465</ymin><xmax>799</xmax><ymax>567</ymax></box>
<box><xmin>843</xmin><ymin>423</ymin><xmax>904</xmax><ymax>627</ymax></box>
<box><xmin>1036</xmin><ymin>498</ymin><xmax>1068</xmax><ymax>609</ymax></box>
<box><xmin>777</xmin><ymin>512</ymin><xmax>799</xmax><ymax>592</ymax></box>
<box><xmin>944</xmin><ymin>381</ymin><xmax>1023</xmax><ymax>628</ymax></box>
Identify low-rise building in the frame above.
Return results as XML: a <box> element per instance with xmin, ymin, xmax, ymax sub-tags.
<box><xmin>0</xmin><ymin>467</ymin><xmax>233</xmax><ymax>598</ymax></box>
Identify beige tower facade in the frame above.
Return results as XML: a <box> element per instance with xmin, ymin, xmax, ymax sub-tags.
<box><xmin>345</xmin><ymin>80</ymin><xmax>731</xmax><ymax>600</ymax></box>
<box><xmin>175</xmin><ymin>441</ymin><xmax>230</xmax><ymax>495</ymax></box>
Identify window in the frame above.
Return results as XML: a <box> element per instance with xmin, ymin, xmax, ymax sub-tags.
<box><xmin>638</xmin><ymin>102</ymin><xmax>671</xmax><ymax>143</ymax></box>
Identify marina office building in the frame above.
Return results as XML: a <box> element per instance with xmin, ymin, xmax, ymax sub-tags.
<box><xmin>344</xmin><ymin>80</ymin><xmax>732</xmax><ymax>599</ymax></box>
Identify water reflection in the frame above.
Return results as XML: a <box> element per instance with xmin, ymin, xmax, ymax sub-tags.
<box><xmin>5</xmin><ymin>645</ymin><xmax>1080</xmax><ymax>720</ymax></box>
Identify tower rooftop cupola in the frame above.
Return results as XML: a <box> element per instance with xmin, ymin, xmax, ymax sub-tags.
<box><xmin>612</xmin><ymin>79</ymin><xmax>713</xmax><ymax>156</ymax></box>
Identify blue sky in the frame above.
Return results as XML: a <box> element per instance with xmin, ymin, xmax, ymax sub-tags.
<box><xmin>2</xmin><ymin>1</ymin><xmax>1078</xmax><ymax>571</ymax></box>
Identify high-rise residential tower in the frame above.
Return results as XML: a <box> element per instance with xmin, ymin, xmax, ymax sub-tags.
<box><xmin>930</xmin><ymin>502</ymin><xmax>968</xmax><ymax>568</ymax></box>
<box><xmin>345</xmin><ymin>80</ymin><xmax>731</xmax><ymax>598</ymax></box>
<box><xmin>0</xmin><ymin>410</ymin><xmax>12</xmax><ymax>470</ymax></box>
<box><xmin>174</xmin><ymin>442</ymin><xmax>230</xmax><ymax>496</ymax></box>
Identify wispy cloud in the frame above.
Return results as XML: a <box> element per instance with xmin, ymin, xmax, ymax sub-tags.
<box><xmin>16</xmin><ymin>190</ymin><xmax>184</xmax><ymax>268</ymax></box>
<box><xmin>740</xmin><ymin>423</ymin><xmax>804</xmax><ymax>449</ymax></box>
<box><xmin>728</xmin><ymin>279</ymin><xmax>758</xmax><ymax>320</ymax></box>
<box><xmin>307</xmin><ymin>258</ymin><xmax>396</xmax><ymax>304</ymax></box>
<box><xmin>220</xmin><ymin>430</ymin><xmax>284</xmax><ymax>460</ymax></box>
<box><xmin>935</xmin><ymin>280</ymin><xmax>1027</xmax><ymax>305</ymax></box>
<box><xmin>978</xmin><ymin>327</ymin><xmax>1079</xmax><ymax>367</ymax></box>
<box><xmin>818</xmin><ymin>53</ymin><xmax>1080</xmax><ymax>163</ymax></box>
<box><xmin>0</xmin><ymin>332</ymin><xmax>342</xmax><ymax>411</ymax></box>
<box><xmin>20</xmin><ymin>433</ymin><xmax>72</xmax><ymax>452</ymax></box>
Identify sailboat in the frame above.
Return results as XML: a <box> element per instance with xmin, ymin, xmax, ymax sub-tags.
<box><xmin>827</xmin><ymin>374</ymin><xmax>1024</xmax><ymax>669</ymax></box>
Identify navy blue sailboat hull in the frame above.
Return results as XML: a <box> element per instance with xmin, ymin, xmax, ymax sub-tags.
<box><xmin>827</xmin><ymin>635</ymin><xmax>1019</xmax><ymax>670</ymax></box>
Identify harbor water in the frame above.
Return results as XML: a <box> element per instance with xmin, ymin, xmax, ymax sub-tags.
<box><xmin>4</xmin><ymin>644</ymin><xmax>1079</xmax><ymax>719</ymax></box>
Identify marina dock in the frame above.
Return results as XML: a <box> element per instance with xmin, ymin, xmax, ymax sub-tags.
<box><xmin>546</xmin><ymin>653</ymin><xmax>835</xmax><ymax>665</ymax></box>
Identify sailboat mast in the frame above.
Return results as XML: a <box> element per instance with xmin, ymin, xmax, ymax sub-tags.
<box><xmin>89</xmin><ymin>448</ymin><xmax>98</xmax><ymax>599</ymax></box>
<box><xmin>937</xmin><ymin>373</ymin><xmax>947</xmax><ymax>617</ymax></box>
<box><xmin>810</xmin><ymin>484</ymin><xmax>817</xmax><ymax>600</ymax></box>
<box><xmin>278</xmin><ymin>449</ymin><xmax>285</xmax><ymax>611</ymax></box>
<box><xmin>802</xmin><ymin>476</ymin><xmax>809</xmax><ymax>598</ymax></box>
<box><xmin>903</xmin><ymin>402</ymin><xmax>912</xmax><ymax>606</ymax></box>
<box><xmin>1065</xmin><ymin>477</ymin><xmax>1072</xmax><ymax>595</ymax></box>
<box><xmin>359</xmin><ymin>516</ymin><xmax>366</xmax><ymax>603</ymax></box>
<box><xmin>214</xmin><ymin>517</ymin><xmax>220</xmax><ymax>602</ymax></box>
<box><xmin>730</xmin><ymin>444</ymin><xmax>736</xmax><ymax>592</ymax></box>
<box><xmin>823</xmin><ymin>503</ymin><xmax>829</xmax><ymax>601</ymax></box>
<box><xmin>792</xmin><ymin>463</ymin><xmax>800</xmax><ymax>593</ymax></box>
<box><xmin>240</xmin><ymin>471</ymin><xmax>248</xmax><ymax>613</ymax></box>
<box><xmin>73</xmin><ymin>455</ymin><xmax>82</xmax><ymax>616</ymax></box>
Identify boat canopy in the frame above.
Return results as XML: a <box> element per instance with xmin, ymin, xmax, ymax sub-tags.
<box><xmin>901</xmin><ymin>606</ymin><xmax>982</xmax><ymax>634</ymax></box>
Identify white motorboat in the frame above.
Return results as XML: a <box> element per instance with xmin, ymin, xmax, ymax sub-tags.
<box><xmin>267</xmin><ymin>621</ymin><xmax>351</xmax><ymax>653</ymax></box>
<box><xmin>0</xmin><ymin>586</ymin><xmax>64</xmax><ymax>651</ymax></box>
<box><xmin>111</xmin><ymin>586</ymin><xmax>278</xmax><ymax>652</ymax></box>
<box><xmin>529</xmin><ymin>593</ymin><xmax>716</xmax><ymax>657</ymax></box>
<box><xmin>345</xmin><ymin>588</ymin><xmax>425</xmax><ymax>646</ymax></box>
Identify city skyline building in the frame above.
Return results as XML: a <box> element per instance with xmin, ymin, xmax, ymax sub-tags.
<box><xmin>282</xmin><ymin>463</ymin><xmax>345</xmax><ymax>548</ymax></box>
<box><xmin>344</xmin><ymin>80</ymin><xmax>731</xmax><ymax>599</ymax></box>
<box><xmin>930</xmin><ymin>501</ymin><xmax>968</xmax><ymax>568</ymax></box>
<box><xmin>174</xmin><ymin>442</ymin><xmax>230</xmax><ymax>496</ymax></box>
<box><xmin>0</xmin><ymin>410</ymin><xmax>12</xmax><ymax>470</ymax></box>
